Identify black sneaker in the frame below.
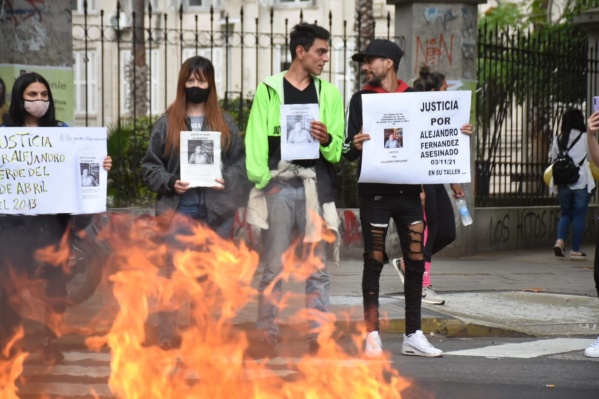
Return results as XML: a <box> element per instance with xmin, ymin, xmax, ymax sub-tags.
<box><xmin>244</xmin><ymin>335</ymin><xmax>277</xmax><ymax>359</ymax></box>
<box><xmin>41</xmin><ymin>341</ymin><xmax>64</xmax><ymax>365</ymax></box>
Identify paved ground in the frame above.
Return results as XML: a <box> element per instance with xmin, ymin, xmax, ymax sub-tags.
<box><xmin>13</xmin><ymin>244</ymin><xmax>599</xmax><ymax>398</ymax></box>
<box><xmin>50</xmin><ymin>243</ymin><xmax>599</xmax><ymax>341</ymax></box>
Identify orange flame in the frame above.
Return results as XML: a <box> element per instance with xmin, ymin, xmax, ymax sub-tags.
<box><xmin>0</xmin><ymin>327</ymin><xmax>27</xmax><ymax>399</ymax></box>
<box><xmin>82</xmin><ymin>212</ymin><xmax>413</xmax><ymax>398</ymax></box>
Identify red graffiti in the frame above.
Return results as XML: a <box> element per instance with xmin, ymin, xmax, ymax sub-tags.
<box><xmin>415</xmin><ymin>34</ymin><xmax>454</xmax><ymax>72</ymax></box>
<box><xmin>342</xmin><ymin>210</ymin><xmax>362</xmax><ymax>244</ymax></box>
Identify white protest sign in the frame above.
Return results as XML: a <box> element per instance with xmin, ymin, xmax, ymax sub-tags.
<box><xmin>0</xmin><ymin>127</ymin><xmax>108</xmax><ymax>215</ymax></box>
<box><xmin>359</xmin><ymin>90</ymin><xmax>472</xmax><ymax>184</ymax></box>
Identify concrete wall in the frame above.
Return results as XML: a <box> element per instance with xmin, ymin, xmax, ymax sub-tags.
<box><xmin>0</xmin><ymin>0</ymin><xmax>73</xmax><ymax>66</ymax></box>
<box><xmin>337</xmin><ymin>205</ymin><xmax>599</xmax><ymax>259</ymax></box>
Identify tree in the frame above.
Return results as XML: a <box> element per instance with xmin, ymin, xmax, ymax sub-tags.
<box><xmin>127</xmin><ymin>0</ymin><xmax>148</xmax><ymax>117</ymax></box>
<box><xmin>476</xmin><ymin>1</ymin><xmax>596</xmax><ymax>203</ymax></box>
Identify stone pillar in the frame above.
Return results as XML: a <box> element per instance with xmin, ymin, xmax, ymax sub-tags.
<box><xmin>0</xmin><ymin>0</ymin><xmax>74</xmax><ymax>124</ymax></box>
<box><xmin>386</xmin><ymin>0</ymin><xmax>485</xmax><ymax>256</ymax></box>
<box><xmin>573</xmin><ymin>8</ymin><xmax>599</xmax><ymax>116</ymax></box>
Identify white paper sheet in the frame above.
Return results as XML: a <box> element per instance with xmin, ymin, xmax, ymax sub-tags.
<box><xmin>0</xmin><ymin>127</ymin><xmax>107</xmax><ymax>214</ymax></box>
<box><xmin>359</xmin><ymin>90</ymin><xmax>472</xmax><ymax>184</ymax></box>
<box><xmin>180</xmin><ymin>131</ymin><xmax>223</xmax><ymax>187</ymax></box>
<box><xmin>280</xmin><ymin>103</ymin><xmax>320</xmax><ymax>161</ymax></box>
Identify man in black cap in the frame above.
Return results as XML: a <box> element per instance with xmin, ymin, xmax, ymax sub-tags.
<box><xmin>343</xmin><ymin>39</ymin><xmax>443</xmax><ymax>358</ymax></box>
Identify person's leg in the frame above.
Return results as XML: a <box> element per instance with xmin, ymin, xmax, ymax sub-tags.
<box><xmin>556</xmin><ymin>186</ymin><xmax>574</xmax><ymax>246</ymax></box>
<box><xmin>295</xmin><ymin>188</ymin><xmax>330</xmax><ymax>342</ymax></box>
<box><xmin>156</xmin><ymin>210</ymin><xmax>197</xmax><ymax>348</ymax></box>
<box><xmin>395</xmin><ymin>194</ymin><xmax>443</xmax><ymax>357</ymax></box>
<box><xmin>393</xmin><ymin>194</ymin><xmax>425</xmax><ymax>336</ymax></box>
<box><xmin>570</xmin><ymin>188</ymin><xmax>589</xmax><ymax>253</ymax></box>
<box><xmin>595</xmin><ymin>222</ymin><xmax>599</xmax><ymax>297</ymax></box>
<box><xmin>359</xmin><ymin>196</ymin><xmax>392</xmax><ymax>334</ymax></box>
<box><xmin>43</xmin><ymin>264</ymin><xmax>68</xmax><ymax>364</ymax></box>
<box><xmin>257</xmin><ymin>186</ymin><xmax>296</xmax><ymax>340</ymax></box>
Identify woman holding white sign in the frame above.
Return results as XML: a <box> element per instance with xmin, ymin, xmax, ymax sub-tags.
<box><xmin>0</xmin><ymin>72</ymin><xmax>112</xmax><ymax>365</ymax></box>
<box><xmin>391</xmin><ymin>65</ymin><xmax>473</xmax><ymax>306</ymax></box>
<box><xmin>141</xmin><ymin>56</ymin><xmax>248</xmax><ymax>350</ymax></box>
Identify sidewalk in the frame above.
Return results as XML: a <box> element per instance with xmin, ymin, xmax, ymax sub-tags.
<box><xmin>333</xmin><ymin>244</ymin><xmax>599</xmax><ymax>337</ymax></box>
<box><xmin>55</xmin><ymin>244</ymin><xmax>599</xmax><ymax>347</ymax></box>
<box><xmin>233</xmin><ymin>244</ymin><xmax>599</xmax><ymax>338</ymax></box>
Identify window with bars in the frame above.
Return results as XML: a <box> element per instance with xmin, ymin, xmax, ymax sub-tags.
<box><xmin>72</xmin><ymin>0</ymin><xmax>97</xmax><ymax>13</ymax></box>
<box><xmin>119</xmin><ymin>49</ymin><xmax>161</xmax><ymax>115</ymax></box>
<box><xmin>74</xmin><ymin>51</ymin><xmax>97</xmax><ymax>115</ymax></box>
<box><xmin>275</xmin><ymin>0</ymin><xmax>314</xmax><ymax>6</ymax></box>
<box><xmin>184</xmin><ymin>0</ymin><xmax>223</xmax><ymax>10</ymax></box>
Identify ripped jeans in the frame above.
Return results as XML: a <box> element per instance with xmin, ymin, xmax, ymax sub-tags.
<box><xmin>359</xmin><ymin>194</ymin><xmax>425</xmax><ymax>335</ymax></box>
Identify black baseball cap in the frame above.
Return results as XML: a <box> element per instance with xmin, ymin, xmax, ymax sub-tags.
<box><xmin>352</xmin><ymin>39</ymin><xmax>404</xmax><ymax>67</ymax></box>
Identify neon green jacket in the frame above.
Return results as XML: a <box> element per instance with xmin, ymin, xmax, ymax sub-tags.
<box><xmin>245</xmin><ymin>71</ymin><xmax>344</xmax><ymax>191</ymax></box>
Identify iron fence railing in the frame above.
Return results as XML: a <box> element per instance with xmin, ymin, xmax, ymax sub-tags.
<box><xmin>72</xmin><ymin>4</ymin><xmax>599</xmax><ymax>208</ymax></box>
<box><xmin>72</xmin><ymin>4</ymin><xmax>399</xmax><ymax>207</ymax></box>
<box><xmin>476</xmin><ymin>23</ymin><xmax>599</xmax><ymax>207</ymax></box>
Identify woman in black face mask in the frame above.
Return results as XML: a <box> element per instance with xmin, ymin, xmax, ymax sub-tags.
<box><xmin>0</xmin><ymin>72</ymin><xmax>112</xmax><ymax>365</ymax></box>
<box><xmin>141</xmin><ymin>56</ymin><xmax>250</xmax><ymax>350</ymax></box>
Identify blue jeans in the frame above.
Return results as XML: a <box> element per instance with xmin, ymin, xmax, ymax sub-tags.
<box><xmin>156</xmin><ymin>203</ymin><xmax>233</xmax><ymax>344</ymax></box>
<box><xmin>257</xmin><ymin>185</ymin><xmax>329</xmax><ymax>339</ymax></box>
<box><xmin>557</xmin><ymin>186</ymin><xmax>589</xmax><ymax>252</ymax></box>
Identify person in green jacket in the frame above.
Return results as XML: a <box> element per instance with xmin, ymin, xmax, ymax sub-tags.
<box><xmin>244</xmin><ymin>22</ymin><xmax>344</xmax><ymax>358</ymax></box>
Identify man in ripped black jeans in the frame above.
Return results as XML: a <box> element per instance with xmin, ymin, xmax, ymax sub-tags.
<box><xmin>343</xmin><ymin>39</ymin><xmax>443</xmax><ymax>358</ymax></box>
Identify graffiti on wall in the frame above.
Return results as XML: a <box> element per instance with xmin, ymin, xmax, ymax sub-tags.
<box><xmin>415</xmin><ymin>34</ymin><xmax>455</xmax><ymax>71</ymax></box>
<box><xmin>424</xmin><ymin>6</ymin><xmax>457</xmax><ymax>28</ymax></box>
<box><xmin>0</xmin><ymin>0</ymin><xmax>46</xmax><ymax>25</ymax></box>
<box><xmin>488</xmin><ymin>208</ymin><xmax>598</xmax><ymax>245</ymax></box>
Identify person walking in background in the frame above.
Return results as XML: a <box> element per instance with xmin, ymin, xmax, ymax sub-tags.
<box><xmin>244</xmin><ymin>22</ymin><xmax>344</xmax><ymax>358</ymax></box>
<box><xmin>0</xmin><ymin>72</ymin><xmax>112</xmax><ymax>365</ymax></box>
<box><xmin>142</xmin><ymin>56</ymin><xmax>248</xmax><ymax>349</ymax></box>
<box><xmin>584</xmin><ymin>109</ymin><xmax>599</xmax><ymax>358</ymax></box>
<box><xmin>344</xmin><ymin>40</ymin><xmax>443</xmax><ymax>358</ymax></box>
<box><xmin>391</xmin><ymin>65</ymin><xmax>473</xmax><ymax>306</ymax></box>
<box><xmin>550</xmin><ymin>108</ymin><xmax>594</xmax><ymax>261</ymax></box>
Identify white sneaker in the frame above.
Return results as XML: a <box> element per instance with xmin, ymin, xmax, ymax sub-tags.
<box><xmin>422</xmin><ymin>286</ymin><xmax>445</xmax><ymax>305</ymax></box>
<box><xmin>584</xmin><ymin>337</ymin><xmax>599</xmax><ymax>358</ymax></box>
<box><xmin>364</xmin><ymin>331</ymin><xmax>383</xmax><ymax>357</ymax></box>
<box><xmin>391</xmin><ymin>258</ymin><xmax>405</xmax><ymax>284</ymax></box>
<box><xmin>401</xmin><ymin>330</ymin><xmax>443</xmax><ymax>357</ymax></box>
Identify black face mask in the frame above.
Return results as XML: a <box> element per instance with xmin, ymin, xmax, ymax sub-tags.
<box><xmin>185</xmin><ymin>87</ymin><xmax>210</xmax><ymax>104</ymax></box>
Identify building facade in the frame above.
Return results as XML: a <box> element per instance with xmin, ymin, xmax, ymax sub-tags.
<box><xmin>71</xmin><ymin>0</ymin><xmax>397</xmax><ymax>127</ymax></box>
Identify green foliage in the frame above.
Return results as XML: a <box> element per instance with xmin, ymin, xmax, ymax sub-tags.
<box><xmin>479</xmin><ymin>2</ymin><xmax>527</xmax><ymax>30</ymax></box>
<box><xmin>220</xmin><ymin>95</ymin><xmax>254</xmax><ymax>134</ymax></box>
<box><xmin>107</xmin><ymin>116</ymin><xmax>158</xmax><ymax>207</ymax></box>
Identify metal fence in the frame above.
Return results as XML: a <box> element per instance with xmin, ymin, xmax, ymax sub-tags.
<box><xmin>73</xmin><ymin>5</ymin><xmax>599</xmax><ymax>208</ymax></box>
<box><xmin>72</xmin><ymin>4</ymin><xmax>398</xmax><ymax>207</ymax></box>
<box><xmin>476</xmin><ymin>23</ymin><xmax>599</xmax><ymax>207</ymax></box>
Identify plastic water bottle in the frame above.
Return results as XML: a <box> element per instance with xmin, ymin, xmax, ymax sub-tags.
<box><xmin>455</xmin><ymin>197</ymin><xmax>473</xmax><ymax>226</ymax></box>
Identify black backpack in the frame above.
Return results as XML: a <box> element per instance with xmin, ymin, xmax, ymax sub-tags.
<box><xmin>552</xmin><ymin>132</ymin><xmax>585</xmax><ymax>186</ymax></box>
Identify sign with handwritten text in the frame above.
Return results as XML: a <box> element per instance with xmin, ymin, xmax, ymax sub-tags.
<box><xmin>0</xmin><ymin>127</ymin><xmax>107</xmax><ymax>215</ymax></box>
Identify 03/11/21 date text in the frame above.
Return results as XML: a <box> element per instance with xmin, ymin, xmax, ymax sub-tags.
<box><xmin>430</xmin><ymin>159</ymin><xmax>455</xmax><ymax>165</ymax></box>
